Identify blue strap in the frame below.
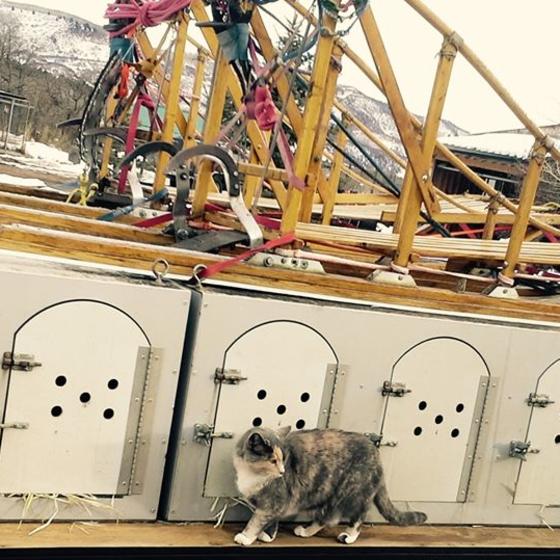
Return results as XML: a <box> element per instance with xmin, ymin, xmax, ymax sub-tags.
<box><xmin>97</xmin><ymin>188</ymin><xmax>169</xmax><ymax>222</ymax></box>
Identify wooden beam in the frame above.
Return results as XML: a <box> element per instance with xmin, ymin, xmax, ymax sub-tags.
<box><xmin>393</xmin><ymin>36</ymin><xmax>457</xmax><ymax>268</ymax></box>
<box><xmin>183</xmin><ymin>48</ymin><xmax>208</xmax><ymax>149</ymax></box>
<box><xmin>191</xmin><ymin>0</ymin><xmax>287</xmax><ymax>209</ymax></box>
<box><xmin>359</xmin><ymin>5</ymin><xmax>440</xmax><ymax>214</ymax></box>
<box><xmin>502</xmin><ymin>143</ymin><xmax>548</xmax><ymax>279</ymax></box>
<box><xmin>153</xmin><ymin>14</ymin><xmax>190</xmax><ymax>192</ymax></box>
<box><xmin>280</xmin><ymin>4</ymin><xmax>338</xmax><ymax>233</ymax></box>
<box><xmin>300</xmin><ymin>44</ymin><xmax>344</xmax><ymax>223</ymax></box>
<box><xmin>322</xmin><ymin>114</ymin><xmax>349</xmax><ymax>224</ymax></box>
<box><xmin>192</xmin><ymin>51</ymin><xmax>229</xmax><ymax>215</ymax></box>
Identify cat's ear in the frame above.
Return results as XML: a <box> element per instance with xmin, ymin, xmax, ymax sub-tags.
<box><xmin>276</xmin><ymin>426</ymin><xmax>291</xmax><ymax>439</ymax></box>
<box><xmin>248</xmin><ymin>432</ymin><xmax>272</xmax><ymax>455</ymax></box>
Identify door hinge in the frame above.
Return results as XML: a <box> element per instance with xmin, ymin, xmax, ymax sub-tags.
<box><xmin>527</xmin><ymin>392</ymin><xmax>555</xmax><ymax>408</ymax></box>
<box><xmin>0</xmin><ymin>422</ymin><xmax>29</xmax><ymax>430</ymax></box>
<box><xmin>381</xmin><ymin>380</ymin><xmax>411</xmax><ymax>397</ymax></box>
<box><xmin>193</xmin><ymin>423</ymin><xmax>234</xmax><ymax>446</ymax></box>
<box><xmin>509</xmin><ymin>440</ymin><xmax>540</xmax><ymax>461</ymax></box>
<box><xmin>2</xmin><ymin>352</ymin><xmax>42</xmax><ymax>372</ymax></box>
<box><xmin>214</xmin><ymin>367</ymin><xmax>247</xmax><ymax>385</ymax></box>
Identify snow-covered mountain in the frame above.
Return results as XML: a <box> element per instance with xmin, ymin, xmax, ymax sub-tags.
<box><xmin>0</xmin><ymin>0</ymin><xmax>108</xmax><ymax>79</ymax></box>
<box><xmin>0</xmin><ymin>1</ymin><xmax>465</xmax><ymax>183</ymax></box>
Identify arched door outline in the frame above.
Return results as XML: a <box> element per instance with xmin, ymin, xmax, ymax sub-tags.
<box><xmin>380</xmin><ymin>336</ymin><xmax>492</xmax><ymax>503</ymax></box>
<box><xmin>203</xmin><ymin>320</ymin><xmax>339</xmax><ymax>497</ymax></box>
<box><xmin>0</xmin><ymin>299</ymin><xmax>153</xmax><ymax>496</ymax></box>
<box><xmin>515</xmin><ymin>358</ymin><xmax>560</xmax><ymax>505</ymax></box>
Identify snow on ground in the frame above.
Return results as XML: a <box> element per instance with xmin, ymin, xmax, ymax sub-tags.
<box><xmin>1</xmin><ymin>141</ymin><xmax>83</xmax><ymax>178</ymax></box>
<box><xmin>25</xmin><ymin>141</ymin><xmax>74</xmax><ymax>164</ymax></box>
<box><xmin>0</xmin><ymin>173</ymin><xmax>46</xmax><ymax>187</ymax></box>
<box><xmin>0</xmin><ymin>140</ymin><xmax>83</xmax><ymax>190</ymax></box>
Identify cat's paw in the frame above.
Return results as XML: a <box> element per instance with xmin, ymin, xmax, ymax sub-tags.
<box><xmin>337</xmin><ymin>531</ymin><xmax>359</xmax><ymax>545</ymax></box>
<box><xmin>294</xmin><ymin>525</ymin><xmax>310</xmax><ymax>538</ymax></box>
<box><xmin>234</xmin><ymin>532</ymin><xmax>255</xmax><ymax>546</ymax></box>
<box><xmin>257</xmin><ymin>531</ymin><xmax>274</xmax><ymax>543</ymax></box>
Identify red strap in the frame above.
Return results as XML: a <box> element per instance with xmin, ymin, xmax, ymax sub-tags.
<box><xmin>118</xmin><ymin>64</ymin><xmax>130</xmax><ymax>98</ymax></box>
<box><xmin>134</xmin><ymin>212</ymin><xmax>173</xmax><ymax>228</ymax></box>
<box><xmin>254</xmin><ymin>214</ymin><xmax>281</xmax><ymax>230</ymax></box>
<box><xmin>196</xmin><ymin>233</ymin><xmax>296</xmax><ymax>280</ymax></box>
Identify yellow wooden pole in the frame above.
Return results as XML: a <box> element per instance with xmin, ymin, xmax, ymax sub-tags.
<box><xmin>403</xmin><ymin>0</ymin><xmax>560</xmax><ymax>165</ymax></box>
<box><xmin>99</xmin><ymin>91</ymin><xmax>119</xmax><ymax>180</ymax></box>
<box><xmin>153</xmin><ymin>13</ymin><xmax>189</xmax><ymax>193</ymax></box>
<box><xmin>243</xmin><ymin>149</ymin><xmax>261</xmax><ymax>207</ymax></box>
<box><xmin>482</xmin><ymin>197</ymin><xmax>500</xmax><ymax>240</ymax></box>
<box><xmin>183</xmin><ymin>48</ymin><xmax>208</xmax><ymax>149</ymax></box>
<box><xmin>136</xmin><ymin>32</ymin><xmax>189</xmax><ymax>138</ymax></box>
<box><xmin>322</xmin><ymin>115</ymin><xmax>349</xmax><ymax>224</ymax></box>
<box><xmin>501</xmin><ymin>143</ymin><xmax>548</xmax><ymax>280</ymax></box>
<box><xmin>300</xmin><ymin>44</ymin><xmax>343</xmax><ymax>223</ymax></box>
<box><xmin>192</xmin><ymin>52</ymin><xmax>229</xmax><ymax>215</ymax></box>
<box><xmin>190</xmin><ymin>0</ymin><xmax>288</xmax><ymax>208</ymax></box>
<box><xmin>358</xmin><ymin>5</ymin><xmax>439</xmax><ymax>215</ymax></box>
<box><xmin>392</xmin><ymin>37</ymin><xmax>457</xmax><ymax>268</ymax></box>
<box><xmin>251</xmin><ymin>9</ymin><xmax>334</xmax><ymax>208</ymax></box>
<box><xmin>280</xmin><ymin>3</ymin><xmax>338</xmax><ymax>234</ymax></box>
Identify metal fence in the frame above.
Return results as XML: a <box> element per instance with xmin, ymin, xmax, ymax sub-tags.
<box><xmin>0</xmin><ymin>92</ymin><xmax>33</xmax><ymax>152</ymax></box>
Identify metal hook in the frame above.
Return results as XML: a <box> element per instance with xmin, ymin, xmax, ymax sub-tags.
<box><xmin>152</xmin><ymin>259</ymin><xmax>170</xmax><ymax>285</ymax></box>
<box><xmin>190</xmin><ymin>264</ymin><xmax>208</xmax><ymax>289</ymax></box>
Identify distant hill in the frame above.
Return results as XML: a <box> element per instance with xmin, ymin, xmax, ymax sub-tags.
<box><xmin>0</xmin><ymin>1</ymin><xmax>466</xmax><ymax>180</ymax></box>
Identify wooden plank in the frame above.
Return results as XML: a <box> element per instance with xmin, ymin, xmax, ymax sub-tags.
<box><xmin>0</xmin><ymin>522</ymin><xmax>559</xmax><ymax>549</ymax></box>
<box><xmin>1</xmin><ymin>224</ymin><xmax>560</xmax><ymax>324</ymax></box>
<box><xmin>0</xmin><ymin>191</ymin><xmax>142</xmax><ymax>225</ymax></box>
<box><xmin>0</xmin><ymin>204</ymin><xmax>173</xmax><ymax>245</ymax></box>
<box><xmin>381</xmin><ymin>211</ymin><xmax>560</xmax><ymax>225</ymax></box>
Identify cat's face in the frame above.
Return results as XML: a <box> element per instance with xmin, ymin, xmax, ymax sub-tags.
<box><xmin>238</xmin><ymin>428</ymin><xmax>286</xmax><ymax>478</ymax></box>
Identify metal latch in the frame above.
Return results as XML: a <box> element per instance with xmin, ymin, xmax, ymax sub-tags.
<box><xmin>193</xmin><ymin>423</ymin><xmax>234</xmax><ymax>446</ymax></box>
<box><xmin>527</xmin><ymin>393</ymin><xmax>555</xmax><ymax>408</ymax></box>
<box><xmin>214</xmin><ymin>368</ymin><xmax>247</xmax><ymax>385</ymax></box>
<box><xmin>0</xmin><ymin>422</ymin><xmax>29</xmax><ymax>430</ymax></box>
<box><xmin>381</xmin><ymin>380</ymin><xmax>411</xmax><ymax>397</ymax></box>
<box><xmin>2</xmin><ymin>352</ymin><xmax>42</xmax><ymax>372</ymax></box>
<box><xmin>366</xmin><ymin>433</ymin><xmax>398</xmax><ymax>448</ymax></box>
<box><xmin>509</xmin><ymin>440</ymin><xmax>540</xmax><ymax>461</ymax></box>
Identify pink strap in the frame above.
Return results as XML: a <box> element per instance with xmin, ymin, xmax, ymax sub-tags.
<box><xmin>105</xmin><ymin>0</ymin><xmax>191</xmax><ymax>37</ymax></box>
<box><xmin>277</xmin><ymin>128</ymin><xmax>306</xmax><ymax>190</ymax></box>
<box><xmin>118</xmin><ymin>92</ymin><xmax>156</xmax><ymax>193</ymax></box>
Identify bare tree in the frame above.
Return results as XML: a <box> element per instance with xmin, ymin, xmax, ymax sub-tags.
<box><xmin>0</xmin><ymin>13</ymin><xmax>26</xmax><ymax>92</ymax></box>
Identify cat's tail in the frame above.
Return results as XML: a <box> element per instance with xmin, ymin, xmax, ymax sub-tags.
<box><xmin>373</xmin><ymin>482</ymin><xmax>427</xmax><ymax>526</ymax></box>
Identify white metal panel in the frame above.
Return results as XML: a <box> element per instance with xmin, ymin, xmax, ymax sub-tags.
<box><xmin>204</xmin><ymin>321</ymin><xmax>336</xmax><ymax>497</ymax></box>
<box><xmin>381</xmin><ymin>338</ymin><xmax>489</xmax><ymax>502</ymax></box>
<box><xmin>515</xmin><ymin>359</ymin><xmax>560</xmax><ymax>505</ymax></box>
<box><xmin>0</xmin><ymin>301</ymin><xmax>148</xmax><ymax>495</ymax></box>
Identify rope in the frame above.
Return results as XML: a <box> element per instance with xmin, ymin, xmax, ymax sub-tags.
<box><xmin>105</xmin><ymin>0</ymin><xmax>191</xmax><ymax>37</ymax></box>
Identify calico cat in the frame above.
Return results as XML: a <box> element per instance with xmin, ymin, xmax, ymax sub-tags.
<box><xmin>232</xmin><ymin>427</ymin><xmax>427</xmax><ymax>546</ymax></box>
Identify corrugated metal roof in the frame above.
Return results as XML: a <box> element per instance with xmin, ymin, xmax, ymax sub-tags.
<box><xmin>439</xmin><ymin>132</ymin><xmax>560</xmax><ymax>160</ymax></box>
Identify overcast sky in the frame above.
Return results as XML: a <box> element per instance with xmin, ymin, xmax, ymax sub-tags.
<box><xmin>10</xmin><ymin>0</ymin><xmax>560</xmax><ymax>133</ymax></box>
